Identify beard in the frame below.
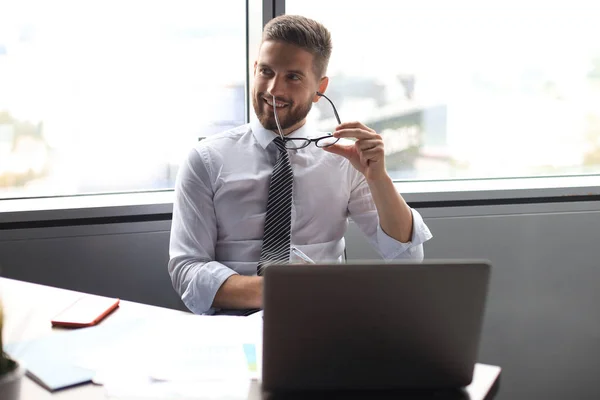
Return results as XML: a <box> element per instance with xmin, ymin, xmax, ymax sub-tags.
<box><xmin>252</xmin><ymin>91</ymin><xmax>313</xmax><ymax>133</ymax></box>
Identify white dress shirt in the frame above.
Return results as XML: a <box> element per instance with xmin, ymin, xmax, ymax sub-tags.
<box><xmin>169</xmin><ymin>119</ymin><xmax>432</xmax><ymax>314</ymax></box>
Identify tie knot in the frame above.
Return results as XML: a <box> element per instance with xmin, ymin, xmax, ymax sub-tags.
<box><xmin>273</xmin><ymin>136</ymin><xmax>287</xmax><ymax>153</ymax></box>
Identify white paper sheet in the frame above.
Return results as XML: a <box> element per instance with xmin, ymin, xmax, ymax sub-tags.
<box><xmin>68</xmin><ymin>314</ymin><xmax>263</xmax><ymax>398</ymax></box>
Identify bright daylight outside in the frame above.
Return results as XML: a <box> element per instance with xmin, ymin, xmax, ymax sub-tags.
<box><xmin>1</xmin><ymin>0</ymin><xmax>600</xmax><ymax>200</ymax></box>
<box><xmin>289</xmin><ymin>0</ymin><xmax>600</xmax><ymax>180</ymax></box>
<box><xmin>0</xmin><ymin>0</ymin><xmax>246</xmax><ymax>199</ymax></box>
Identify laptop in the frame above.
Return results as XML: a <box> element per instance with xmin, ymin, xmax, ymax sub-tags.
<box><xmin>261</xmin><ymin>260</ymin><xmax>491</xmax><ymax>392</ymax></box>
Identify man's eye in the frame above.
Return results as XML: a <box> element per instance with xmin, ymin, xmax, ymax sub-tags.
<box><xmin>260</xmin><ymin>68</ymin><xmax>272</xmax><ymax>75</ymax></box>
<box><xmin>289</xmin><ymin>74</ymin><xmax>300</xmax><ymax>81</ymax></box>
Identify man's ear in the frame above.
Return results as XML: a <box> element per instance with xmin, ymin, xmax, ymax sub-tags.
<box><xmin>313</xmin><ymin>76</ymin><xmax>329</xmax><ymax>102</ymax></box>
<box><xmin>253</xmin><ymin>61</ymin><xmax>258</xmax><ymax>76</ymax></box>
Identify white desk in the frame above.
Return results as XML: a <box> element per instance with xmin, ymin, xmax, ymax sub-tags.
<box><xmin>0</xmin><ymin>278</ymin><xmax>501</xmax><ymax>399</ymax></box>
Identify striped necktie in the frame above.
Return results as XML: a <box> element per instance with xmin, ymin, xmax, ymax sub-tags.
<box><xmin>257</xmin><ymin>137</ymin><xmax>293</xmax><ymax>275</ymax></box>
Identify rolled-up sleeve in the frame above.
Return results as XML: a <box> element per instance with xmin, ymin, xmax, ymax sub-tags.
<box><xmin>373</xmin><ymin>208</ymin><xmax>432</xmax><ymax>260</ymax></box>
<box><xmin>347</xmin><ymin>175</ymin><xmax>432</xmax><ymax>261</ymax></box>
<box><xmin>168</xmin><ymin>147</ymin><xmax>237</xmax><ymax>314</ymax></box>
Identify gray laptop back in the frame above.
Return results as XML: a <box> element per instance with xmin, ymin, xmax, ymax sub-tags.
<box><xmin>262</xmin><ymin>260</ymin><xmax>491</xmax><ymax>392</ymax></box>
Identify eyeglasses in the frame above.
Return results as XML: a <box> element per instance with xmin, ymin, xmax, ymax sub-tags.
<box><xmin>272</xmin><ymin>92</ymin><xmax>341</xmax><ymax>150</ymax></box>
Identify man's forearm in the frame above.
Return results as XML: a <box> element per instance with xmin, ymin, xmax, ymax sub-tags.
<box><xmin>367</xmin><ymin>174</ymin><xmax>413</xmax><ymax>243</ymax></box>
<box><xmin>212</xmin><ymin>275</ymin><xmax>263</xmax><ymax>309</ymax></box>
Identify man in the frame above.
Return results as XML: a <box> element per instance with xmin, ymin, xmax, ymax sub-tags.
<box><xmin>168</xmin><ymin>15</ymin><xmax>432</xmax><ymax>315</ymax></box>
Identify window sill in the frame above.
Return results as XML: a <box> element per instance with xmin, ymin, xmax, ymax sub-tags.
<box><xmin>0</xmin><ymin>191</ymin><xmax>175</xmax><ymax>224</ymax></box>
<box><xmin>1</xmin><ymin>175</ymin><xmax>599</xmax><ymax>224</ymax></box>
<box><xmin>399</xmin><ymin>175</ymin><xmax>600</xmax><ymax>206</ymax></box>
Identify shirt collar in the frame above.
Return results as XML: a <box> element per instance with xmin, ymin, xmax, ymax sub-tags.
<box><xmin>250</xmin><ymin>117</ymin><xmax>315</xmax><ymax>150</ymax></box>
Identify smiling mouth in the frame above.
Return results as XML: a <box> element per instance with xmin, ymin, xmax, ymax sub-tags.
<box><xmin>264</xmin><ymin>98</ymin><xmax>289</xmax><ymax>108</ymax></box>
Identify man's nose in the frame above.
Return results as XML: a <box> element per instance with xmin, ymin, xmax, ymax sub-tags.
<box><xmin>267</xmin><ymin>75</ymin><xmax>286</xmax><ymax>98</ymax></box>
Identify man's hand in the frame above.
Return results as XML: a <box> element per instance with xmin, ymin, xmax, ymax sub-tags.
<box><xmin>323</xmin><ymin>121</ymin><xmax>414</xmax><ymax>243</ymax></box>
<box><xmin>322</xmin><ymin>121</ymin><xmax>387</xmax><ymax>181</ymax></box>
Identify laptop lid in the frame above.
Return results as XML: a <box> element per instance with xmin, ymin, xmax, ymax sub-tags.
<box><xmin>262</xmin><ymin>260</ymin><xmax>491</xmax><ymax>392</ymax></box>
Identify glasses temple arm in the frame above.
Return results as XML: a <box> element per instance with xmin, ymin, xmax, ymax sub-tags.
<box><xmin>316</xmin><ymin>91</ymin><xmax>342</xmax><ymax>125</ymax></box>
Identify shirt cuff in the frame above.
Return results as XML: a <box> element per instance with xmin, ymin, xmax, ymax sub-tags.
<box><xmin>181</xmin><ymin>261</ymin><xmax>238</xmax><ymax>314</ymax></box>
<box><xmin>376</xmin><ymin>208</ymin><xmax>433</xmax><ymax>259</ymax></box>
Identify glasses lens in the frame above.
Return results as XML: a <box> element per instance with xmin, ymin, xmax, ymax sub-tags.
<box><xmin>285</xmin><ymin>139</ymin><xmax>310</xmax><ymax>150</ymax></box>
<box><xmin>316</xmin><ymin>135</ymin><xmax>339</xmax><ymax>148</ymax></box>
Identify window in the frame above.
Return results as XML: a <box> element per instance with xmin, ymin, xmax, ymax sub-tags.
<box><xmin>287</xmin><ymin>0</ymin><xmax>600</xmax><ymax>181</ymax></box>
<box><xmin>0</xmin><ymin>0</ymin><xmax>246</xmax><ymax>199</ymax></box>
<box><xmin>2</xmin><ymin>0</ymin><xmax>598</xmax><ymax>206</ymax></box>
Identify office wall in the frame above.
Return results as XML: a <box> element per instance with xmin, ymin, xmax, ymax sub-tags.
<box><xmin>1</xmin><ymin>200</ymin><xmax>600</xmax><ymax>400</ymax></box>
<box><xmin>0</xmin><ymin>220</ymin><xmax>185</xmax><ymax>311</ymax></box>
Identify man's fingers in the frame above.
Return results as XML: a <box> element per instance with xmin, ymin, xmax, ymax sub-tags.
<box><xmin>322</xmin><ymin>142</ymin><xmax>354</xmax><ymax>159</ymax></box>
<box><xmin>334</xmin><ymin>128</ymin><xmax>380</xmax><ymax>140</ymax></box>
<box><xmin>336</xmin><ymin>121</ymin><xmax>375</xmax><ymax>133</ymax></box>
<box><xmin>361</xmin><ymin>146</ymin><xmax>384</xmax><ymax>160</ymax></box>
<box><xmin>356</xmin><ymin>139</ymin><xmax>381</xmax><ymax>151</ymax></box>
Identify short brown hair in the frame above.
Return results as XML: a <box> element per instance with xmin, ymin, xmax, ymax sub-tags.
<box><xmin>262</xmin><ymin>15</ymin><xmax>332</xmax><ymax>79</ymax></box>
